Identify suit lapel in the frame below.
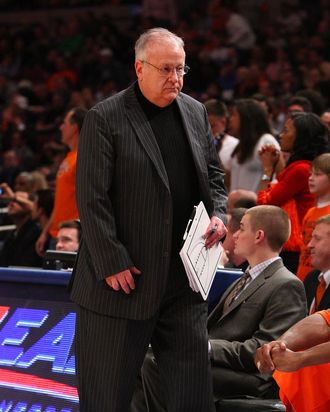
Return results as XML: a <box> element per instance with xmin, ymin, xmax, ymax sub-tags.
<box><xmin>209</xmin><ymin>259</ymin><xmax>284</xmax><ymax>326</ymax></box>
<box><xmin>124</xmin><ymin>85</ymin><xmax>170</xmax><ymax>191</ymax></box>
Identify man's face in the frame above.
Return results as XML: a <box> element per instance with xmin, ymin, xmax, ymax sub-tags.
<box><xmin>60</xmin><ymin>111</ymin><xmax>76</xmax><ymax>146</ymax></box>
<box><xmin>308</xmin><ymin>223</ymin><xmax>330</xmax><ymax>272</ymax></box>
<box><xmin>233</xmin><ymin>214</ymin><xmax>256</xmax><ymax>259</ymax></box>
<box><xmin>135</xmin><ymin>38</ymin><xmax>185</xmax><ymax>107</ymax></box>
<box><xmin>56</xmin><ymin>228</ymin><xmax>79</xmax><ymax>252</ymax></box>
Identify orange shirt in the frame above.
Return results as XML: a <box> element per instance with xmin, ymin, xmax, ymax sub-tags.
<box><xmin>274</xmin><ymin>310</ymin><xmax>330</xmax><ymax>412</ymax></box>
<box><xmin>297</xmin><ymin>205</ymin><xmax>330</xmax><ymax>281</ymax></box>
<box><xmin>49</xmin><ymin>151</ymin><xmax>78</xmax><ymax>238</ymax></box>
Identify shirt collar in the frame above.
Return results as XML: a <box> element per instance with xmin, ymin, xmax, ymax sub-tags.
<box><xmin>248</xmin><ymin>257</ymin><xmax>281</xmax><ymax>281</ymax></box>
<box><xmin>319</xmin><ymin>269</ymin><xmax>330</xmax><ymax>287</ymax></box>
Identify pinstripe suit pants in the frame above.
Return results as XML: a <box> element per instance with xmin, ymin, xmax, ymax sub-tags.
<box><xmin>75</xmin><ymin>285</ymin><xmax>215</xmax><ymax>412</ymax></box>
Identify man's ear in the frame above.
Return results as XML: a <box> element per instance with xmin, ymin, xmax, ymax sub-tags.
<box><xmin>255</xmin><ymin>229</ymin><xmax>266</xmax><ymax>244</ymax></box>
<box><xmin>135</xmin><ymin>60</ymin><xmax>143</xmax><ymax>79</ymax></box>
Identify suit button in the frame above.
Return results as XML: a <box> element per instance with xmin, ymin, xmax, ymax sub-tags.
<box><xmin>165</xmin><ymin>219</ymin><xmax>170</xmax><ymax>225</ymax></box>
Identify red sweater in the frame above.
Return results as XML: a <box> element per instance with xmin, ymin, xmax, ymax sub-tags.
<box><xmin>258</xmin><ymin>160</ymin><xmax>315</xmax><ymax>223</ymax></box>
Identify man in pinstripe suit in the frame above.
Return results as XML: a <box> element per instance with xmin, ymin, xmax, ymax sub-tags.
<box><xmin>70</xmin><ymin>28</ymin><xmax>227</xmax><ymax>411</ymax></box>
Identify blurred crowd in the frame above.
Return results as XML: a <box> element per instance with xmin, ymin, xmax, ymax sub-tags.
<box><xmin>0</xmin><ymin>0</ymin><xmax>329</xmax><ymax>266</ymax></box>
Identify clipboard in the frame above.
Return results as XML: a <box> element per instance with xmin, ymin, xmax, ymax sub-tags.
<box><xmin>180</xmin><ymin>201</ymin><xmax>223</xmax><ymax>300</ymax></box>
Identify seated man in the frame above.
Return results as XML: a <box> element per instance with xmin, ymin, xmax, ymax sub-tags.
<box><xmin>303</xmin><ymin>215</ymin><xmax>330</xmax><ymax>313</ymax></box>
<box><xmin>133</xmin><ymin>206</ymin><xmax>307</xmax><ymax>410</ymax></box>
<box><xmin>55</xmin><ymin>220</ymin><xmax>81</xmax><ymax>252</ymax></box>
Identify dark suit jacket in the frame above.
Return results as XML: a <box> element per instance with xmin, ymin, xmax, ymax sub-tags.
<box><xmin>0</xmin><ymin>219</ymin><xmax>42</xmax><ymax>267</ymax></box>
<box><xmin>70</xmin><ymin>83</ymin><xmax>227</xmax><ymax>320</ymax></box>
<box><xmin>304</xmin><ymin>269</ymin><xmax>330</xmax><ymax>311</ymax></box>
<box><xmin>208</xmin><ymin>259</ymin><xmax>307</xmax><ymax>399</ymax></box>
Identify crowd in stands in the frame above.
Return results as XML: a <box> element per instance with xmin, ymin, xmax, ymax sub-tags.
<box><xmin>0</xmin><ymin>1</ymin><xmax>330</xmax><ymax>409</ymax></box>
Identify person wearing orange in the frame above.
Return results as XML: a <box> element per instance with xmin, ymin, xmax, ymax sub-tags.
<box><xmin>36</xmin><ymin>107</ymin><xmax>87</xmax><ymax>254</ymax></box>
<box><xmin>297</xmin><ymin>154</ymin><xmax>330</xmax><ymax>281</ymax></box>
<box><xmin>257</xmin><ymin>112</ymin><xmax>330</xmax><ymax>273</ymax></box>
<box><xmin>255</xmin><ymin>310</ymin><xmax>330</xmax><ymax>412</ymax></box>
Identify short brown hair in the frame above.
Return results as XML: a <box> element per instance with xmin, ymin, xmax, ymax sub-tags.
<box><xmin>245</xmin><ymin>205</ymin><xmax>290</xmax><ymax>251</ymax></box>
<box><xmin>58</xmin><ymin>220</ymin><xmax>82</xmax><ymax>243</ymax></box>
<box><xmin>312</xmin><ymin>153</ymin><xmax>330</xmax><ymax>178</ymax></box>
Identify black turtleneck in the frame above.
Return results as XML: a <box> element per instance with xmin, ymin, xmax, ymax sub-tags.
<box><xmin>135</xmin><ymin>84</ymin><xmax>200</xmax><ymax>256</ymax></box>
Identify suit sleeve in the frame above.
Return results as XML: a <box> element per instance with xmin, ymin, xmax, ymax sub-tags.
<box><xmin>76</xmin><ymin>107</ymin><xmax>133</xmax><ymax>280</ymax></box>
<box><xmin>203</xmin><ymin>105</ymin><xmax>228</xmax><ymax>224</ymax></box>
<box><xmin>209</xmin><ymin>279</ymin><xmax>307</xmax><ymax>372</ymax></box>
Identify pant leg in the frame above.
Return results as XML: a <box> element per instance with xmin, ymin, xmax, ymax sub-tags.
<box><xmin>75</xmin><ymin>305</ymin><xmax>155</xmax><ymax>412</ymax></box>
<box><xmin>150</xmin><ymin>288</ymin><xmax>215</xmax><ymax>412</ymax></box>
<box><xmin>141</xmin><ymin>349</ymin><xmax>166</xmax><ymax>412</ymax></box>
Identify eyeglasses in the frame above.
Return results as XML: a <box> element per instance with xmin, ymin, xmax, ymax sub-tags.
<box><xmin>141</xmin><ymin>60</ymin><xmax>190</xmax><ymax>77</ymax></box>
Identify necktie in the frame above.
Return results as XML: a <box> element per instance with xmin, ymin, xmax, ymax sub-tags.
<box><xmin>223</xmin><ymin>270</ymin><xmax>251</xmax><ymax>313</ymax></box>
<box><xmin>311</xmin><ymin>275</ymin><xmax>327</xmax><ymax>314</ymax></box>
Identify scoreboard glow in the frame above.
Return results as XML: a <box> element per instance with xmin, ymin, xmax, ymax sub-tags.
<box><xmin>0</xmin><ymin>299</ymin><xmax>78</xmax><ymax>412</ymax></box>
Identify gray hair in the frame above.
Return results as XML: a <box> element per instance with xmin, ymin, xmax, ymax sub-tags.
<box><xmin>135</xmin><ymin>28</ymin><xmax>184</xmax><ymax>61</ymax></box>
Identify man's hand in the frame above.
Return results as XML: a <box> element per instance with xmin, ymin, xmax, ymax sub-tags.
<box><xmin>255</xmin><ymin>340</ymin><xmax>287</xmax><ymax>374</ymax></box>
<box><xmin>35</xmin><ymin>231</ymin><xmax>48</xmax><ymax>256</ymax></box>
<box><xmin>204</xmin><ymin>216</ymin><xmax>227</xmax><ymax>249</ymax></box>
<box><xmin>271</xmin><ymin>346</ymin><xmax>304</xmax><ymax>372</ymax></box>
<box><xmin>105</xmin><ymin>267</ymin><xmax>141</xmax><ymax>294</ymax></box>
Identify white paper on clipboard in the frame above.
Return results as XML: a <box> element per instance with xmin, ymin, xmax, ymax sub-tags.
<box><xmin>179</xmin><ymin>201</ymin><xmax>223</xmax><ymax>300</ymax></box>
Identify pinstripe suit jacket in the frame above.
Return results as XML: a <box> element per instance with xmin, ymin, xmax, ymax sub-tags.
<box><xmin>70</xmin><ymin>83</ymin><xmax>227</xmax><ymax>320</ymax></box>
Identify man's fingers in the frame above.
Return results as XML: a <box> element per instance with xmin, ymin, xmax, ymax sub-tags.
<box><xmin>119</xmin><ymin>271</ymin><xmax>135</xmax><ymax>294</ymax></box>
<box><xmin>106</xmin><ymin>268</ymin><xmax>141</xmax><ymax>294</ymax></box>
<box><xmin>111</xmin><ymin>277</ymin><xmax>120</xmax><ymax>291</ymax></box>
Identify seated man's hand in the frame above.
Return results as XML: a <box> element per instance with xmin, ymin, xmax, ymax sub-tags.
<box><xmin>255</xmin><ymin>340</ymin><xmax>287</xmax><ymax>374</ymax></box>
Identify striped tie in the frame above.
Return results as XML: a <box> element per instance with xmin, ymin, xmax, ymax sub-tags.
<box><xmin>223</xmin><ymin>270</ymin><xmax>251</xmax><ymax>313</ymax></box>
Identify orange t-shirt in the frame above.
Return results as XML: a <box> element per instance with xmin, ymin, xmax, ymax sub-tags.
<box><xmin>296</xmin><ymin>205</ymin><xmax>330</xmax><ymax>281</ymax></box>
<box><xmin>49</xmin><ymin>151</ymin><xmax>78</xmax><ymax>238</ymax></box>
<box><xmin>274</xmin><ymin>310</ymin><xmax>330</xmax><ymax>412</ymax></box>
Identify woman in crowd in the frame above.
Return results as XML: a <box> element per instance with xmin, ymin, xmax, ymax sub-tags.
<box><xmin>257</xmin><ymin>112</ymin><xmax>330</xmax><ymax>273</ymax></box>
<box><xmin>227</xmin><ymin>98</ymin><xmax>280</xmax><ymax>193</ymax></box>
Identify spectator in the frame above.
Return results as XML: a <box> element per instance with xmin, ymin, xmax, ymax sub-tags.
<box><xmin>303</xmin><ymin>215</ymin><xmax>330</xmax><ymax>313</ymax></box>
<box><xmin>287</xmin><ymin>95</ymin><xmax>312</xmax><ymax>114</ymax></box>
<box><xmin>36</xmin><ymin>107</ymin><xmax>87</xmax><ymax>255</ymax></box>
<box><xmin>297</xmin><ymin>154</ymin><xmax>330</xmax><ymax>280</ymax></box>
<box><xmin>0</xmin><ymin>187</ymin><xmax>42</xmax><ymax>267</ymax></box>
<box><xmin>227</xmin><ymin>98</ymin><xmax>280</xmax><ymax>193</ymax></box>
<box><xmin>0</xmin><ymin>150</ymin><xmax>22</xmax><ymax>188</ymax></box>
<box><xmin>321</xmin><ymin>109</ymin><xmax>330</xmax><ymax>129</ymax></box>
<box><xmin>204</xmin><ymin>98</ymin><xmax>238</xmax><ymax>173</ymax></box>
<box><xmin>14</xmin><ymin>171</ymin><xmax>35</xmax><ymax>193</ymax></box>
<box><xmin>31</xmin><ymin>188</ymin><xmax>54</xmax><ymax>231</ymax></box>
<box><xmin>218</xmin><ymin>207</ymin><xmax>247</xmax><ymax>270</ymax></box>
<box><xmin>257</xmin><ymin>112</ymin><xmax>330</xmax><ymax>273</ymax></box>
<box><xmin>134</xmin><ymin>206</ymin><xmax>306</xmax><ymax>410</ymax></box>
<box><xmin>56</xmin><ymin>220</ymin><xmax>81</xmax><ymax>252</ymax></box>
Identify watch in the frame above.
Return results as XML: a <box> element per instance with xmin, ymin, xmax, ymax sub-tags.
<box><xmin>261</xmin><ymin>174</ymin><xmax>271</xmax><ymax>181</ymax></box>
